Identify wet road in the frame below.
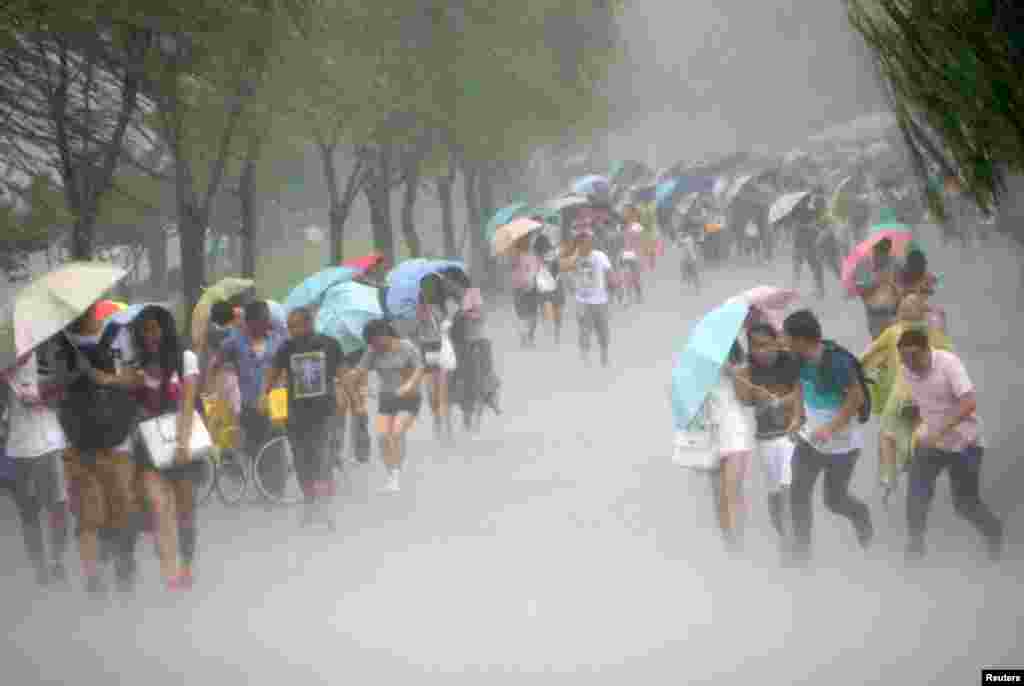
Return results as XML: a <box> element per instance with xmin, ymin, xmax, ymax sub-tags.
<box><xmin>1</xmin><ymin>225</ymin><xmax>1021</xmax><ymax>684</ymax></box>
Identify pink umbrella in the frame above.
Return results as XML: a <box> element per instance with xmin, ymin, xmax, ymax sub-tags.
<box><xmin>840</xmin><ymin>229</ymin><xmax>915</xmax><ymax>297</ymax></box>
<box><xmin>343</xmin><ymin>253</ymin><xmax>384</xmax><ymax>273</ymax></box>
<box><xmin>728</xmin><ymin>287</ymin><xmax>799</xmax><ymax>335</ymax></box>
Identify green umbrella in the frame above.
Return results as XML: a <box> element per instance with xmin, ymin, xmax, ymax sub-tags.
<box><xmin>190</xmin><ymin>277</ymin><xmax>255</xmax><ymax>350</ymax></box>
<box><xmin>484</xmin><ymin>202</ymin><xmax>531</xmax><ymax>243</ymax></box>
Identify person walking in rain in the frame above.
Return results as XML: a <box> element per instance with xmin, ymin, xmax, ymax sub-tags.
<box><xmin>790</xmin><ymin>194</ymin><xmax>826</xmax><ymax>299</ymax></box>
<box><xmin>560</xmin><ymin>226</ymin><xmax>613</xmax><ymax>368</ymax></box>
<box><xmin>897</xmin><ymin>328</ymin><xmax>1004</xmax><ymax>563</ymax></box>
<box><xmin>783</xmin><ymin>310</ymin><xmax>874</xmax><ymax>566</ymax></box>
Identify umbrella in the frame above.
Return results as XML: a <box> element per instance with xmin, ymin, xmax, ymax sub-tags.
<box><xmin>104</xmin><ymin>302</ymin><xmax>174</xmax><ymax>332</ymax></box>
<box><xmin>732</xmin><ymin>286</ymin><xmax>800</xmax><ymax>334</ymax></box>
<box><xmin>282</xmin><ymin>266</ymin><xmax>357</xmax><ymax>314</ymax></box>
<box><xmin>1</xmin><ymin>261</ymin><xmax>127</xmax><ymax>371</ymax></box>
<box><xmin>544</xmin><ymin>193</ymin><xmax>590</xmax><ymax>213</ymax></box>
<box><xmin>342</xmin><ymin>253</ymin><xmax>384</xmax><ymax>273</ymax></box>
<box><xmin>657</xmin><ymin>177</ymin><xmax>716</xmax><ymax>209</ymax></box>
<box><xmin>190</xmin><ymin>277</ymin><xmax>255</xmax><ymax>350</ymax></box>
<box><xmin>768</xmin><ymin>191</ymin><xmax>811</xmax><ymax>224</ymax></box>
<box><xmin>94</xmin><ymin>300</ymin><xmax>128</xmax><ymax>321</ymax></box>
<box><xmin>671</xmin><ymin>298</ymin><xmax>750</xmax><ymax>430</ymax></box>
<box><xmin>609</xmin><ymin>160</ymin><xmax>653</xmax><ymax>188</ymax></box>
<box><xmin>493</xmin><ymin>217</ymin><xmax>543</xmax><ymax>257</ymax></box>
<box><xmin>571</xmin><ymin>175</ymin><xmax>611</xmax><ymax>197</ymax></box>
<box><xmin>840</xmin><ymin>229</ymin><xmax>917</xmax><ymax>296</ymax></box>
<box><xmin>485</xmin><ymin>202</ymin><xmax>531</xmax><ymax>243</ymax></box>
<box><xmin>385</xmin><ymin>259</ymin><xmax>467</xmax><ymax>320</ymax></box>
<box><xmin>314</xmin><ymin>281</ymin><xmax>383</xmax><ymax>355</ymax></box>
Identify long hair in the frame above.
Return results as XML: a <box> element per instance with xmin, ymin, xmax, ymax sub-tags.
<box><xmin>130</xmin><ymin>305</ymin><xmax>184</xmax><ymax>408</ymax></box>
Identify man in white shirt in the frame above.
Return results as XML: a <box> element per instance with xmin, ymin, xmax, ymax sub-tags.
<box><xmin>1</xmin><ymin>338</ymin><xmax>70</xmax><ymax>587</ymax></box>
<box><xmin>560</xmin><ymin>226</ymin><xmax>613</xmax><ymax>367</ymax></box>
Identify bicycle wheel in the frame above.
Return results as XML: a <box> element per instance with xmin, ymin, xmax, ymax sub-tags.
<box><xmin>253</xmin><ymin>435</ymin><xmax>304</xmax><ymax>506</ymax></box>
<box><xmin>215</xmin><ymin>447</ymin><xmax>248</xmax><ymax>506</ymax></box>
<box><xmin>193</xmin><ymin>453</ymin><xmax>217</xmax><ymax>508</ymax></box>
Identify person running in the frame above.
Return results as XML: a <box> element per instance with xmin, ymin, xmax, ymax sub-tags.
<box><xmin>264</xmin><ymin>307</ymin><xmax>344</xmax><ymax>530</ymax></box>
<box><xmin>677</xmin><ymin>227</ymin><xmax>701</xmax><ymax>293</ymax></box>
<box><xmin>897</xmin><ymin>329</ymin><xmax>1004</xmax><ymax>563</ymax></box>
<box><xmin>532</xmin><ymin>232</ymin><xmax>565</xmax><ymax>344</ymax></box>
<box><xmin>211</xmin><ymin>300</ymin><xmax>285</xmax><ymax>502</ymax></box>
<box><xmin>790</xmin><ymin>196</ymin><xmax>826</xmax><ymax>298</ymax></box>
<box><xmin>733</xmin><ymin>324</ymin><xmax>803</xmax><ymax>553</ymax></box>
<box><xmin>854</xmin><ymin>237</ymin><xmax>902</xmax><ymax>341</ymax></box>
<box><xmin>1</xmin><ymin>339</ymin><xmax>70</xmax><ymax>587</ymax></box>
<box><xmin>510</xmin><ymin>234</ymin><xmax>542</xmax><ymax>348</ymax></box>
<box><xmin>61</xmin><ymin>303</ymin><xmax>143</xmax><ymax>595</ymax></box>
<box><xmin>861</xmin><ymin>294</ymin><xmax>953</xmax><ymax>502</ymax></box>
<box><xmin>559</xmin><ymin>226</ymin><xmax>613</xmax><ymax>367</ymax></box>
<box><xmin>620</xmin><ymin>205</ymin><xmax>645</xmax><ymax>305</ymax></box>
<box><xmin>347</xmin><ymin>319</ymin><xmax>425</xmax><ymax>495</ymax></box>
<box><xmin>127</xmin><ymin>305</ymin><xmax>203</xmax><ymax>590</ymax></box>
<box><xmin>783</xmin><ymin>310</ymin><xmax>874</xmax><ymax>565</ymax></box>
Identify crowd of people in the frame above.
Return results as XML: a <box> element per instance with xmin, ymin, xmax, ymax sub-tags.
<box><xmin>0</xmin><ymin>163</ymin><xmax>1004</xmax><ymax>600</ymax></box>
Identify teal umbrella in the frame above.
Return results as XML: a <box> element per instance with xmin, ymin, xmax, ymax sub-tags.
<box><xmin>314</xmin><ymin>281</ymin><xmax>383</xmax><ymax>355</ymax></box>
<box><xmin>671</xmin><ymin>298</ymin><xmax>750</xmax><ymax>430</ymax></box>
<box><xmin>485</xmin><ymin>203</ymin><xmax>530</xmax><ymax>243</ymax></box>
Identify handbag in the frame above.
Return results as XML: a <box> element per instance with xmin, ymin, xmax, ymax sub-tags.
<box><xmin>438</xmin><ymin>319</ymin><xmax>458</xmax><ymax>371</ymax></box>
<box><xmin>672</xmin><ymin>428</ymin><xmax>718</xmax><ymax>470</ymax></box>
<box><xmin>136</xmin><ymin>410</ymin><xmax>213</xmax><ymax>470</ymax></box>
<box><xmin>535</xmin><ymin>266</ymin><xmax>557</xmax><ymax>294</ymax></box>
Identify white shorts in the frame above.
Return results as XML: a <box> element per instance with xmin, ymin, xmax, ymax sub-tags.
<box><xmin>758</xmin><ymin>435</ymin><xmax>795</xmax><ymax>493</ymax></box>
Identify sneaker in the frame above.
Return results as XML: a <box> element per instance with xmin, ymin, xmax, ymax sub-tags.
<box><xmin>379</xmin><ymin>472</ymin><xmax>401</xmax><ymax>495</ymax></box>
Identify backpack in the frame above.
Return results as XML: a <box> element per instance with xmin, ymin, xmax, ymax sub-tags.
<box><xmin>58</xmin><ymin>324</ymin><xmax>141</xmax><ymax>452</ymax></box>
<box><xmin>818</xmin><ymin>340</ymin><xmax>874</xmax><ymax>424</ymax></box>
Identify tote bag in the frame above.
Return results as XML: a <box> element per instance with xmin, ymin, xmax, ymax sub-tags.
<box><xmin>137</xmin><ymin>410</ymin><xmax>213</xmax><ymax>470</ymax></box>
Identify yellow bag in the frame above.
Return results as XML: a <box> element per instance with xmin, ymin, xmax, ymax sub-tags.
<box><xmin>202</xmin><ymin>396</ymin><xmax>240</xmax><ymax>450</ymax></box>
<box><xmin>269</xmin><ymin>388</ymin><xmax>289</xmax><ymax>426</ymax></box>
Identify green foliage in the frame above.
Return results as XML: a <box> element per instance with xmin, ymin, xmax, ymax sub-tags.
<box><xmin>848</xmin><ymin>0</ymin><xmax>1024</xmax><ymax>214</ymax></box>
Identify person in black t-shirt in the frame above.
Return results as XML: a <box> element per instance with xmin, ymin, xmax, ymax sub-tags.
<box><xmin>734</xmin><ymin>324</ymin><xmax>804</xmax><ymax>554</ymax></box>
<box><xmin>263</xmin><ymin>307</ymin><xmax>344</xmax><ymax>530</ymax></box>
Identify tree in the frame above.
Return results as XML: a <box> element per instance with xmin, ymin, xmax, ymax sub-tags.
<box><xmin>846</xmin><ymin>0</ymin><xmax>1024</xmax><ymax>240</ymax></box>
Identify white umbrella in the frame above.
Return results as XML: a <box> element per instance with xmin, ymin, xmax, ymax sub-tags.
<box><xmin>1</xmin><ymin>261</ymin><xmax>128</xmax><ymax>370</ymax></box>
<box><xmin>769</xmin><ymin>191</ymin><xmax>811</xmax><ymax>224</ymax></box>
<box><xmin>544</xmin><ymin>193</ymin><xmax>590</xmax><ymax>212</ymax></box>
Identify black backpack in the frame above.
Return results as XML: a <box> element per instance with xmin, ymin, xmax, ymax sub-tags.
<box><xmin>818</xmin><ymin>340</ymin><xmax>874</xmax><ymax>424</ymax></box>
<box><xmin>58</xmin><ymin>324</ymin><xmax>141</xmax><ymax>453</ymax></box>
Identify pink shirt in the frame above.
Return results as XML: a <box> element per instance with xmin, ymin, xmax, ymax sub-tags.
<box><xmin>511</xmin><ymin>253</ymin><xmax>542</xmax><ymax>290</ymax></box>
<box><xmin>902</xmin><ymin>349</ymin><xmax>982</xmax><ymax>452</ymax></box>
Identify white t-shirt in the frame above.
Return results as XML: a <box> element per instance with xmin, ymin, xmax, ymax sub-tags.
<box><xmin>572</xmin><ymin>250</ymin><xmax>613</xmax><ymax>305</ymax></box>
<box><xmin>4</xmin><ymin>349</ymin><xmax>67</xmax><ymax>459</ymax></box>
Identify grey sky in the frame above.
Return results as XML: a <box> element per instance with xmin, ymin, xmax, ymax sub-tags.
<box><xmin>604</xmin><ymin>0</ymin><xmax>883</xmax><ymax>168</ymax></box>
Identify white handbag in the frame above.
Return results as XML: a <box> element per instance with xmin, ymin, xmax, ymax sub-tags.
<box><xmin>137</xmin><ymin>410</ymin><xmax>213</xmax><ymax>470</ymax></box>
<box><xmin>672</xmin><ymin>428</ymin><xmax>719</xmax><ymax>470</ymax></box>
<box><xmin>439</xmin><ymin>332</ymin><xmax>458</xmax><ymax>372</ymax></box>
<box><xmin>535</xmin><ymin>266</ymin><xmax>557</xmax><ymax>294</ymax></box>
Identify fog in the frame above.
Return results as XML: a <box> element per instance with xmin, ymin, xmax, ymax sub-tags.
<box><xmin>3</xmin><ymin>2</ymin><xmax>1022</xmax><ymax>683</ymax></box>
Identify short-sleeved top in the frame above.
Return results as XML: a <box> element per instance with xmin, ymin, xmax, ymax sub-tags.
<box><xmin>797</xmin><ymin>344</ymin><xmax>862</xmax><ymax>454</ymax></box>
<box><xmin>572</xmin><ymin>250</ymin><xmax>613</xmax><ymax>305</ymax></box>
<box><xmin>273</xmin><ymin>334</ymin><xmax>343</xmax><ymax>425</ymax></box>
<box><xmin>138</xmin><ymin>349</ymin><xmax>200</xmax><ymax>418</ymax></box>
<box><xmin>902</xmin><ymin>349</ymin><xmax>982</xmax><ymax>452</ymax></box>
<box><xmin>219</xmin><ymin>329</ymin><xmax>284</xmax><ymax>409</ymax></box>
<box><xmin>2</xmin><ymin>347</ymin><xmax>67</xmax><ymax>459</ymax></box>
<box><xmin>357</xmin><ymin>339</ymin><xmax>423</xmax><ymax>395</ymax></box>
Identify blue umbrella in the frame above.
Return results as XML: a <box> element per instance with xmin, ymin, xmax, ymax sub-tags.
<box><xmin>671</xmin><ymin>298</ymin><xmax>750</xmax><ymax>430</ymax></box>
<box><xmin>385</xmin><ymin>259</ymin><xmax>466</xmax><ymax>320</ymax></box>
<box><xmin>485</xmin><ymin>203</ymin><xmax>530</xmax><ymax>243</ymax></box>
<box><xmin>656</xmin><ymin>176</ymin><xmax>717</xmax><ymax>209</ymax></box>
<box><xmin>314</xmin><ymin>282</ymin><xmax>383</xmax><ymax>355</ymax></box>
<box><xmin>283</xmin><ymin>266</ymin><xmax>357</xmax><ymax>313</ymax></box>
<box><xmin>571</xmin><ymin>174</ymin><xmax>611</xmax><ymax>197</ymax></box>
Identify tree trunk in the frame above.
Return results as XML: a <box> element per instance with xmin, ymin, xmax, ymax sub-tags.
<box><xmin>461</xmin><ymin>161</ymin><xmax>488</xmax><ymax>281</ymax></box>
<box><xmin>438</xmin><ymin>171</ymin><xmax>456</xmax><ymax>258</ymax></box>
<box><xmin>365</xmin><ymin>145</ymin><xmax>396</xmax><ymax>267</ymax></box>
<box><xmin>147</xmin><ymin>223</ymin><xmax>168</xmax><ymax>292</ymax></box>
<box><xmin>69</xmin><ymin>208</ymin><xmax>98</xmax><ymax>260</ymax></box>
<box><xmin>476</xmin><ymin>163</ymin><xmax>499</xmax><ymax>291</ymax></box>
<box><xmin>239</xmin><ymin>154</ymin><xmax>258</xmax><ymax>278</ymax></box>
<box><xmin>178</xmin><ymin>203</ymin><xmax>207</xmax><ymax>335</ymax></box>
<box><xmin>400</xmin><ymin>160</ymin><xmax>423</xmax><ymax>258</ymax></box>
